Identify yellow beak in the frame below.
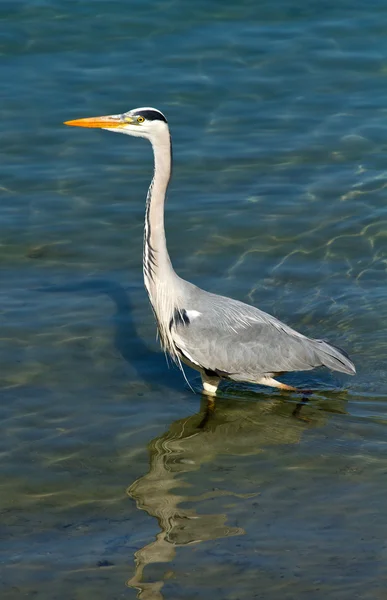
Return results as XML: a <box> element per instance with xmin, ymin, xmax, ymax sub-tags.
<box><xmin>64</xmin><ymin>115</ymin><xmax>126</xmax><ymax>129</ymax></box>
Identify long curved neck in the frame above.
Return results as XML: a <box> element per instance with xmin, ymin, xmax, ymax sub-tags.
<box><xmin>143</xmin><ymin>128</ymin><xmax>182</xmax><ymax>353</ymax></box>
<box><xmin>143</xmin><ymin>130</ymin><xmax>176</xmax><ymax>291</ymax></box>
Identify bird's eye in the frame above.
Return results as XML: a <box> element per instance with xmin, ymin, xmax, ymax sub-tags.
<box><xmin>137</xmin><ymin>116</ymin><xmax>145</xmax><ymax>124</ymax></box>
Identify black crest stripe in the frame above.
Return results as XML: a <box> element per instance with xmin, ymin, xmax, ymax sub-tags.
<box><xmin>134</xmin><ymin>109</ymin><xmax>167</xmax><ymax>123</ymax></box>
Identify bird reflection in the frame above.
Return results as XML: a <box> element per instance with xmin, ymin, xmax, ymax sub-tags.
<box><xmin>126</xmin><ymin>392</ymin><xmax>341</xmax><ymax>599</ymax></box>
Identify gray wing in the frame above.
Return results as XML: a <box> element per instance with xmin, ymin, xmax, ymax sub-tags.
<box><xmin>172</xmin><ymin>287</ymin><xmax>355</xmax><ymax>381</ymax></box>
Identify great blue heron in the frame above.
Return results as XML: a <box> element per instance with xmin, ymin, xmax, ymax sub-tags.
<box><xmin>65</xmin><ymin>107</ymin><xmax>356</xmax><ymax>396</ymax></box>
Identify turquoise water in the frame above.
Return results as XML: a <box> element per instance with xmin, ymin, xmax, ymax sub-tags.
<box><xmin>2</xmin><ymin>1</ymin><xmax>387</xmax><ymax>598</ymax></box>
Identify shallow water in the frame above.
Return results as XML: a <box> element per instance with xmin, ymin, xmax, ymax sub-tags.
<box><xmin>1</xmin><ymin>0</ymin><xmax>387</xmax><ymax>598</ymax></box>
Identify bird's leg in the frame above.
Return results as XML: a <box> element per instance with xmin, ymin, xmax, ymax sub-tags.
<box><xmin>201</xmin><ymin>372</ymin><xmax>221</xmax><ymax>396</ymax></box>
<box><xmin>258</xmin><ymin>376</ymin><xmax>312</xmax><ymax>396</ymax></box>
<box><xmin>256</xmin><ymin>376</ymin><xmax>297</xmax><ymax>391</ymax></box>
<box><xmin>275</xmin><ymin>381</ymin><xmax>298</xmax><ymax>392</ymax></box>
<box><xmin>256</xmin><ymin>376</ymin><xmax>313</xmax><ymax>418</ymax></box>
<box><xmin>197</xmin><ymin>395</ymin><xmax>216</xmax><ymax>429</ymax></box>
<box><xmin>267</xmin><ymin>377</ymin><xmax>313</xmax><ymax>421</ymax></box>
<box><xmin>292</xmin><ymin>395</ymin><xmax>312</xmax><ymax>421</ymax></box>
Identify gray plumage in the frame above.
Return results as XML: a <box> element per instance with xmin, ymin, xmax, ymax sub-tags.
<box><xmin>66</xmin><ymin>106</ymin><xmax>356</xmax><ymax>395</ymax></box>
<box><xmin>171</xmin><ymin>283</ymin><xmax>355</xmax><ymax>382</ymax></box>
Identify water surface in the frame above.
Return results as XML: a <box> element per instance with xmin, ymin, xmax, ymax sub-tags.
<box><xmin>1</xmin><ymin>1</ymin><xmax>387</xmax><ymax>598</ymax></box>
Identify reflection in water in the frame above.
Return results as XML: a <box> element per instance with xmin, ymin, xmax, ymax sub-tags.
<box><xmin>126</xmin><ymin>393</ymin><xmax>336</xmax><ymax>599</ymax></box>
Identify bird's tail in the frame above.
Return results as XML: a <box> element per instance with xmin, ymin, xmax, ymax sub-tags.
<box><xmin>314</xmin><ymin>339</ymin><xmax>356</xmax><ymax>375</ymax></box>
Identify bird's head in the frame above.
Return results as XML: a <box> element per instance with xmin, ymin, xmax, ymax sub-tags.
<box><xmin>64</xmin><ymin>107</ymin><xmax>168</xmax><ymax>142</ymax></box>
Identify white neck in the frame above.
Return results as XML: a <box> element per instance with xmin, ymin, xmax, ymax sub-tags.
<box><xmin>143</xmin><ymin>127</ymin><xmax>182</xmax><ymax>355</ymax></box>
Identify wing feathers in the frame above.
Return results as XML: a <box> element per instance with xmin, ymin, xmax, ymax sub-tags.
<box><xmin>171</xmin><ymin>289</ymin><xmax>355</xmax><ymax>380</ymax></box>
<box><xmin>313</xmin><ymin>339</ymin><xmax>356</xmax><ymax>375</ymax></box>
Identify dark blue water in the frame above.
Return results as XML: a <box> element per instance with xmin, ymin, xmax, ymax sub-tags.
<box><xmin>2</xmin><ymin>1</ymin><xmax>387</xmax><ymax>598</ymax></box>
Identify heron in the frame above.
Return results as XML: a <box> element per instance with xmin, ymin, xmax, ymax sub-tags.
<box><xmin>65</xmin><ymin>107</ymin><xmax>356</xmax><ymax>396</ymax></box>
